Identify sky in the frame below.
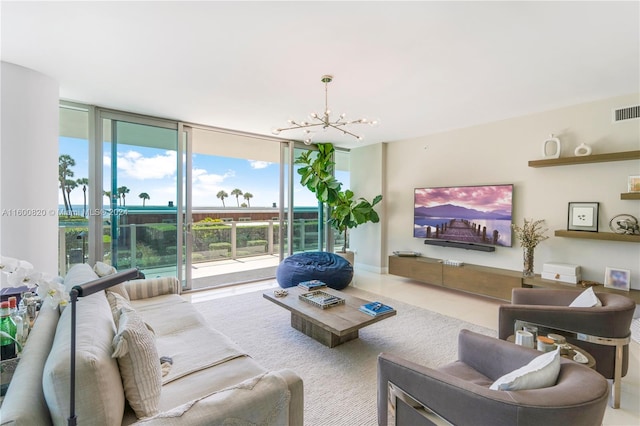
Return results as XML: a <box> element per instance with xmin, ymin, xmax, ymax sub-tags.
<box><xmin>414</xmin><ymin>184</ymin><xmax>513</xmax><ymax>214</ymax></box>
<box><xmin>59</xmin><ymin>136</ymin><xmax>346</xmax><ymax>209</ymax></box>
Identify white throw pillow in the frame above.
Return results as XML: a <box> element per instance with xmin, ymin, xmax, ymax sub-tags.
<box><xmin>569</xmin><ymin>286</ymin><xmax>602</xmax><ymax>308</ymax></box>
<box><xmin>94</xmin><ymin>261</ymin><xmax>131</xmax><ymax>300</ymax></box>
<box><xmin>490</xmin><ymin>348</ymin><xmax>561</xmax><ymax>391</ymax></box>
<box><xmin>112</xmin><ymin>309</ymin><xmax>162</xmax><ymax>419</ymax></box>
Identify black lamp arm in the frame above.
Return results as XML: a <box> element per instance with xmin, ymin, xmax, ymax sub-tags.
<box><xmin>68</xmin><ymin>268</ymin><xmax>141</xmax><ymax>426</ymax></box>
<box><xmin>71</xmin><ymin>268</ymin><xmax>140</xmax><ymax>297</ymax></box>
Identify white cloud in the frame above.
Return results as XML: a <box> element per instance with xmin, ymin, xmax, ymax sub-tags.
<box><xmin>249</xmin><ymin>160</ymin><xmax>271</xmax><ymax>169</ymax></box>
<box><xmin>191</xmin><ymin>168</ymin><xmax>236</xmax><ymax>205</ymax></box>
<box><xmin>115</xmin><ymin>150</ymin><xmax>177</xmax><ymax>180</ymax></box>
<box><xmin>192</xmin><ymin>168</ymin><xmax>235</xmax><ymax>187</ymax></box>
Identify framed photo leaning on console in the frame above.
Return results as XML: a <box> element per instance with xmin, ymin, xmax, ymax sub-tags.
<box><xmin>568</xmin><ymin>202</ymin><xmax>599</xmax><ymax>232</ymax></box>
<box><xmin>604</xmin><ymin>267</ymin><xmax>630</xmax><ymax>292</ymax></box>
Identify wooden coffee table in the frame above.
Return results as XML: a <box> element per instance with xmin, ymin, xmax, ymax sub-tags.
<box><xmin>263</xmin><ymin>286</ymin><xmax>396</xmax><ymax>347</ymax></box>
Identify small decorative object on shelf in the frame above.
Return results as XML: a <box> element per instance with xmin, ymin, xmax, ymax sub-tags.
<box><xmin>359</xmin><ymin>301</ymin><xmax>395</xmax><ymax>317</ymax></box>
<box><xmin>629</xmin><ymin>175</ymin><xmax>640</xmax><ymax>193</ymax></box>
<box><xmin>299</xmin><ymin>291</ymin><xmax>345</xmax><ymax>309</ymax></box>
<box><xmin>442</xmin><ymin>259</ymin><xmax>464</xmax><ymax>267</ymax></box>
<box><xmin>579</xmin><ymin>280</ymin><xmax>601</xmax><ymax>288</ymax></box>
<box><xmin>609</xmin><ymin>214</ymin><xmax>639</xmax><ymax>235</ymax></box>
<box><xmin>512</xmin><ymin>218</ymin><xmax>549</xmax><ymax>278</ymax></box>
<box><xmin>574</xmin><ymin>143</ymin><xmax>592</xmax><ymax>157</ymax></box>
<box><xmin>542</xmin><ymin>133</ymin><xmax>561</xmax><ymax>159</ymax></box>
<box><xmin>392</xmin><ymin>251</ymin><xmax>421</xmax><ymax>257</ymax></box>
<box><xmin>568</xmin><ymin>202</ymin><xmax>599</xmax><ymax>232</ymax></box>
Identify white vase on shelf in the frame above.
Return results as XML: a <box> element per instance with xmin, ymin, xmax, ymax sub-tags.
<box><xmin>574</xmin><ymin>143</ymin><xmax>592</xmax><ymax>157</ymax></box>
<box><xmin>542</xmin><ymin>134</ymin><xmax>561</xmax><ymax>159</ymax></box>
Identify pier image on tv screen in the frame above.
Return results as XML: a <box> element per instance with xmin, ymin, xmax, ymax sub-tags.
<box><xmin>414</xmin><ymin>184</ymin><xmax>513</xmax><ymax>247</ymax></box>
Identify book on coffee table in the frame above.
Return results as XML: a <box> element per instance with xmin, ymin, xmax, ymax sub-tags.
<box><xmin>359</xmin><ymin>301</ymin><xmax>395</xmax><ymax>316</ymax></box>
<box><xmin>297</xmin><ymin>280</ymin><xmax>327</xmax><ymax>291</ymax></box>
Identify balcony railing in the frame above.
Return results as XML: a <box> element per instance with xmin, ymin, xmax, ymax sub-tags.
<box><xmin>58</xmin><ymin>218</ymin><xmax>343</xmax><ymax>276</ymax></box>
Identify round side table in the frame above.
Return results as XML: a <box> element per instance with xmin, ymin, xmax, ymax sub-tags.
<box><xmin>507</xmin><ymin>335</ymin><xmax>596</xmax><ymax>370</ymax></box>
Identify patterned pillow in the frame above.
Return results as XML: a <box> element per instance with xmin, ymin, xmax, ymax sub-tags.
<box><xmin>106</xmin><ymin>291</ymin><xmax>134</xmax><ymax>326</ymax></box>
<box><xmin>112</xmin><ymin>309</ymin><xmax>162</xmax><ymax>419</ymax></box>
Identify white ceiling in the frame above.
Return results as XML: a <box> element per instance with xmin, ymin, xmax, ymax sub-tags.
<box><xmin>2</xmin><ymin>1</ymin><xmax>639</xmax><ymax>149</ymax></box>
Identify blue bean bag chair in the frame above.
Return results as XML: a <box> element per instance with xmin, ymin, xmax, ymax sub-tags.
<box><xmin>276</xmin><ymin>251</ymin><xmax>353</xmax><ymax>290</ymax></box>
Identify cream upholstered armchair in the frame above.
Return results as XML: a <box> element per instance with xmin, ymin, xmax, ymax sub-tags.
<box><xmin>498</xmin><ymin>287</ymin><xmax>635</xmax><ymax>408</ymax></box>
<box><xmin>377</xmin><ymin>329</ymin><xmax>609</xmax><ymax>426</ymax></box>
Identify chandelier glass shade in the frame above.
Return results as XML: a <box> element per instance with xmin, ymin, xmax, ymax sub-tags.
<box><xmin>272</xmin><ymin>75</ymin><xmax>377</xmax><ymax>145</ymax></box>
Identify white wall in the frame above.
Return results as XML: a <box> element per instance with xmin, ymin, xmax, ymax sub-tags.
<box><xmin>0</xmin><ymin>62</ymin><xmax>59</xmax><ymax>274</ymax></box>
<box><xmin>371</xmin><ymin>93</ymin><xmax>640</xmax><ymax>289</ymax></box>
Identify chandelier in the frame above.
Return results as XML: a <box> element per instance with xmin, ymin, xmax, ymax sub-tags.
<box><xmin>272</xmin><ymin>75</ymin><xmax>377</xmax><ymax>145</ymax></box>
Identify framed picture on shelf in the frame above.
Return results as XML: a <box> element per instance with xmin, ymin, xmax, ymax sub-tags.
<box><xmin>628</xmin><ymin>175</ymin><xmax>640</xmax><ymax>193</ymax></box>
<box><xmin>604</xmin><ymin>267</ymin><xmax>630</xmax><ymax>292</ymax></box>
<box><xmin>568</xmin><ymin>202</ymin><xmax>599</xmax><ymax>232</ymax></box>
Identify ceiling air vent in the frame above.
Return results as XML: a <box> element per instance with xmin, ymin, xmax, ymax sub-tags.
<box><xmin>613</xmin><ymin>105</ymin><xmax>640</xmax><ymax>122</ymax></box>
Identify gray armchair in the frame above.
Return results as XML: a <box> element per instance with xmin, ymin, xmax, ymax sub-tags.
<box><xmin>377</xmin><ymin>329</ymin><xmax>609</xmax><ymax>426</ymax></box>
<box><xmin>498</xmin><ymin>288</ymin><xmax>635</xmax><ymax>408</ymax></box>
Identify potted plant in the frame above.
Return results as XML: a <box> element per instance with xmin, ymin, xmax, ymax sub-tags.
<box><xmin>329</xmin><ymin>189</ymin><xmax>382</xmax><ymax>254</ymax></box>
<box><xmin>295</xmin><ymin>143</ymin><xmax>382</xmax><ymax>260</ymax></box>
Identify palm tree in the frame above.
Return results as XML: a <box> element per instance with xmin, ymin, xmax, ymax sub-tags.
<box><xmin>65</xmin><ymin>179</ymin><xmax>78</xmax><ymax>216</ymax></box>
<box><xmin>139</xmin><ymin>192</ymin><xmax>150</xmax><ymax>207</ymax></box>
<box><xmin>117</xmin><ymin>186</ymin><xmax>130</xmax><ymax>206</ymax></box>
<box><xmin>243</xmin><ymin>192</ymin><xmax>253</xmax><ymax>207</ymax></box>
<box><xmin>216</xmin><ymin>190</ymin><xmax>228</xmax><ymax>207</ymax></box>
<box><xmin>231</xmin><ymin>188</ymin><xmax>243</xmax><ymax>207</ymax></box>
<box><xmin>104</xmin><ymin>191</ymin><xmax>112</xmax><ymax>206</ymax></box>
<box><xmin>77</xmin><ymin>178</ymin><xmax>89</xmax><ymax>217</ymax></box>
<box><xmin>58</xmin><ymin>154</ymin><xmax>75</xmax><ymax>215</ymax></box>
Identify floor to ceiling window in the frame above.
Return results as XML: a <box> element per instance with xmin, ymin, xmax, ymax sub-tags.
<box><xmin>57</xmin><ymin>103</ymin><xmax>90</xmax><ymax>275</ymax></box>
<box><xmin>332</xmin><ymin>148</ymin><xmax>351</xmax><ymax>251</ymax></box>
<box><xmin>183</xmin><ymin>127</ymin><xmax>284</xmax><ymax>291</ymax></box>
<box><xmin>58</xmin><ymin>103</ymin><xmax>349</xmax><ymax>290</ymax></box>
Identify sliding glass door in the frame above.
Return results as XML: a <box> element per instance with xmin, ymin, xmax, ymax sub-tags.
<box><xmin>97</xmin><ymin>112</ymin><xmax>180</xmax><ymax>278</ymax></box>
<box><xmin>181</xmin><ymin>127</ymin><xmax>283</xmax><ymax>291</ymax></box>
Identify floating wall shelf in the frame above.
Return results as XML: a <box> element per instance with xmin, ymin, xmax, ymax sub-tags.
<box><xmin>621</xmin><ymin>192</ymin><xmax>640</xmax><ymax>200</ymax></box>
<box><xmin>528</xmin><ymin>150</ymin><xmax>640</xmax><ymax>168</ymax></box>
<box><xmin>554</xmin><ymin>230</ymin><xmax>640</xmax><ymax>243</ymax></box>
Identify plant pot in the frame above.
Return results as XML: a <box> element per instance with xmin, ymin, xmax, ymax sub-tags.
<box><xmin>335</xmin><ymin>250</ymin><xmax>354</xmax><ymax>265</ymax></box>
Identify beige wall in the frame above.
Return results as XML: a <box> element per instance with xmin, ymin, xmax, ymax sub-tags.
<box><xmin>349</xmin><ymin>143</ymin><xmax>386</xmax><ymax>271</ymax></box>
<box><xmin>370</xmin><ymin>93</ymin><xmax>640</xmax><ymax>289</ymax></box>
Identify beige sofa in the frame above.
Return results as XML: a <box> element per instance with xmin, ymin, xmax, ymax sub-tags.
<box><xmin>1</xmin><ymin>264</ymin><xmax>303</xmax><ymax>425</ymax></box>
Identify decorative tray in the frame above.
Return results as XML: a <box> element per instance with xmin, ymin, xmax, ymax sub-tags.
<box><xmin>299</xmin><ymin>290</ymin><xmax>345</xmax><ymax>309</ymax></box>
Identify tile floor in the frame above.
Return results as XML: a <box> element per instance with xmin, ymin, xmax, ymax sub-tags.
<box><xmin>185</xmin><ymin>269</ymin><xmax>640</xmax><ymax>425</ymax></box>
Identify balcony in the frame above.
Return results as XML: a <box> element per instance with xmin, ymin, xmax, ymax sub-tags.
<box><xmin>59</xmin><ymin>217</ymin><xmax>343</xmax><ymax>291</ymax></box>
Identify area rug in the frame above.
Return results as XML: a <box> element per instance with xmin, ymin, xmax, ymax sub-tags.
<box><xmin>193</xmin><ymin>286</ymin><xmax>496</xmax><ymax>426</ymax></box>
<box><xmin>632</xmin><ymin>318</ymin><xmax>640</xmax><ymax>344</ymax></box>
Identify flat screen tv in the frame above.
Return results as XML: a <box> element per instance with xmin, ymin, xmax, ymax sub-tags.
<box><xmin>414</xmin><ymin>184</ymin><xmax>513</xmax><ymax>248</ymax></box>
